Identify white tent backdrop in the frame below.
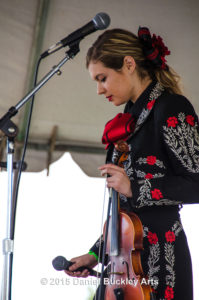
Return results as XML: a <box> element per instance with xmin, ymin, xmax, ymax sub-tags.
<box><xmin>0</xmin><ymin>153</ymin><xmax>199</xmax><ymax>299</ymax></box>
<box><xmin>0</xmin><ymin>1</ymin><xmax>199</xmax><ymax>299</ymax></box>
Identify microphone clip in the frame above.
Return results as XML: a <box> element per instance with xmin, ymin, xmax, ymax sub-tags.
<box><xmin>66</xmin><ymin>39</ymin><xmax>81</xmax><ymax>59</ymax></box>
<box><xmin>41</xmin><ymin>39</ymin><xmax>81</xmax><ymax>60</ymax></box>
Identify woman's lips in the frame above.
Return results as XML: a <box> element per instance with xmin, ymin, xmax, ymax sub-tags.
<box><xmin>106</xmin><ymin>95</ymin><xmax>112</xmax><ymax>102</ymax></box>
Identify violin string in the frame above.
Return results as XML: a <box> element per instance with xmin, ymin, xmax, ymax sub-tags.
<box><xmin>95</xmin><ymin>179</ymin><xmax>108</xmax><ymax>294</ymax></box>
<box><xmin>96</xmin><ymin>179</ymin><xmax>107</xmax><ymax>273</ymax></box>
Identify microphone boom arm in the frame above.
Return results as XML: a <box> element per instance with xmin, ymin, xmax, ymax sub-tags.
<box><xmin>0</xmin><ymin>41</ymin><xmax>80</xmax><ymax>134</ymax></box>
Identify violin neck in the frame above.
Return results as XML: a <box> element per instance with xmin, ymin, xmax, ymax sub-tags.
<box><xmin>110</xmin><ymin>188</ymin><xmax>119</xmax><ymax>256</ymax></box>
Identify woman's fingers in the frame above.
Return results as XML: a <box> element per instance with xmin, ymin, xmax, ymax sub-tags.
<box><xmin>64</xmin><ymin>269</ymin><xmax>90</xmax><ymax>277</ymax></box>
<box><xmin>64</xmin><ymin>270</ymin><xmax>81</xmax><ymax>276</ymax></box>
<box><xmin>106</xmin><ymin>173</ymin><xmax>123</xmax><ymax>189</ymax></box>
<box><xmin>69</xmin><ymin>260</ymin><xmax>81</xmax><ymax>271</ymax></box>
<box><xmin>99</xmin><ymin>164</ymin><xmax>132</xmax><ymax>197</ymax></box>
<box><xmin>98</xmin><ymin>164</ymin><xmax>125</xmax><ymax>177</ymax></box>
<box><xmin>64</xmin><ymin>253</ymin><xmax>97</xmax><ymax>279</ymax></box>
<box><xmin>98</xmin><ymin>163</ymin><xmax>123</xmax><ymax>171</ymax></box>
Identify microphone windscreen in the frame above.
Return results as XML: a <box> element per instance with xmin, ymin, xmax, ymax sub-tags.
<box><xmin>52</xmin><ymin>256</ymin><xmax>71</xmax><ymax>271</ymax></box>
<box><xmin>93</xmin><ymin>12</ymin><xmax>111</xmax><ymax>29</ymax></box>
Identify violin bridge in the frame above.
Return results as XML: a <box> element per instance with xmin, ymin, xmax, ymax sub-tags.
<box><xmin>109</xmin><ymin>271</ymin><xmax>124</xmax><ymax>275</ymax></box>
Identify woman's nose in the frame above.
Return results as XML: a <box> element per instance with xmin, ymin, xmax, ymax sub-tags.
<box><xmin>97</xmin><ymin>83</ymin><xmax>105</xmax><ymax>95</ymax></box>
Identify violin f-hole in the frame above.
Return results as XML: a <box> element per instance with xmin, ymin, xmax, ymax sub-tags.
<box><xmin>122</xmin><ymin>260</ymin><xmax>130</xmax><ymax>279</ymax></box>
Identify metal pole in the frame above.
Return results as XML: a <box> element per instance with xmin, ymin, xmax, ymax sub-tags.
<box><xmin>1</xmin><ymin>139</ymin><xmax>14</xmax><ymax>300</ymax></box>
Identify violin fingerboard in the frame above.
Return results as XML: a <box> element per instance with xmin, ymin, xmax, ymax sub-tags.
<box><xmin>110</xmin><ymin>189</ymin><xmax>119</xmax><ymax>256</ymax></box>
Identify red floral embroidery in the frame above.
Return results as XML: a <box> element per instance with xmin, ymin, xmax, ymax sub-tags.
<box><xmin>186</xmin><ymin>115</ymin><xmax>195</xmax><ymax>126</ymax></box>
<box><xmin>146</xmin><ymin>156</ymin><xmax>157</xmax><ymax>165</ymax></box>
<box><xmin>167</xmin><ymin>116</ymin><xmax>178</xmax><ymax>127</ymax></box>
<box><xmin>145</xmin><ymin>173</ymin><xmax>153</xmax><ymax>179</ymax></box>
<box><xmin>165</xmin><ymin>286</ymin><xmax>174</xmax><ymax>300</ymax></box>
<box><xmin>151</xmin><ymin>188</ymin><xmax>163</xmax><ymax>200</ymax></box>
<box><xmin>147</xmin><ymin>231</ymin><xmax>158</xmax><ymax>244</ymax></box>
<box><xmin>165</xmin><ymin>231</ymin><xmax>176</xmax><ymax>243</ymax></box>
<box><xmin>147</xmin><ymin>99</ymin><xmax>155</xmax><ymax>110</ymax></box>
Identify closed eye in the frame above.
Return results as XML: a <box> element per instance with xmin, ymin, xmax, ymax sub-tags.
<box><xmin>100</xmin><ymin>77</ymin><xmax>106</xmax><ymax>83</ymax></box>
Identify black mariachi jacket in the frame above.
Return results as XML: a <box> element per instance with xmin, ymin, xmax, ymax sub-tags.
<box><xmin>90</xmin><ymin>80</ymin><xmax>199</xmax><ymax>255</ymax></box>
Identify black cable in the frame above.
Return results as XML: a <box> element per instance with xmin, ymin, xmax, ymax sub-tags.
<box><xmin>11</xmin><ymin>56</ymin><xmax>42</xmax><ymax>239</ymax></box>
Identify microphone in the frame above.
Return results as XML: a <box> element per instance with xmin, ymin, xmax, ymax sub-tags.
<box><xmin>52</xmin><ymin>256</ymin><xmax>100</xmax><ymax>277</ymax></box>
<box><xmin>41</xmin><ymin>12</ymin><xmax>110</xmax><ymax>58</ymax></box>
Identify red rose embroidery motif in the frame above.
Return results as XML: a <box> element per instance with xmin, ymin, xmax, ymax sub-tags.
<box><xmin>147</xmin><ymin>231</ymin><xmax>158</xmax><ymax>244</ymax></box>
<box><xmin>146</xmin><ymin>156</ymin><xmax>157</xmax><ymax>165</ymax></box>
<box><xmin>167</xmin><ymin>116</ymin><xmax>178</xmax><ymax>127</ymax></box>
<box><xmin>151</xmin><ymin>189</ymin><xmax>163</xmax><ymax>200</ymax></box>
<box><xmin>145</xmin><ymin>173</ymin><xmax>153</xmax><ymax>179</ymax></box>
<box><xmin>165</xmin><ymin>286</ymin><xmax>174</xmax><ymax>300</ymax></box>
<box><xmin>147</xmin><ymin>99</ymin><xmax>155</xmax><ymax>110</ymax></box>
<box><xmin>165</xmin><ymin>231</ymin><xmax>176</xmax><ymax>243</ymax></box>
<box><xmin>186</xmin><ymin>115</ymin><xmax>195</xmax><ymax>126</ymax></box>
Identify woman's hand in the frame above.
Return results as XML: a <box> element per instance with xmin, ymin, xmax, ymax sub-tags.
<box><xmin>64</xmin><ymin>253</ymin><xmax>98</xmax><ymax>278</ymax></box>
<box><xmin>98</xmin><ymin>163</ymin><xmax>132</xmax><ymax>198</ymax></box>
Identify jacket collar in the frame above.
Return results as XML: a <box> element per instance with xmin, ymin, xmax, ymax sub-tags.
<box><xmin>124</xmin><ymin>80</ymin><xmax>157</xmax><ymax>118</ymax></box>
<box><xmin>125</xmin><ymin>80</ymin><xmax>164</xmax><ymax>139</ymax></box>
<box><xmin>106</xmin><ymin>80</ymin><xmax>164</xmax><ymax>161</ymax></box>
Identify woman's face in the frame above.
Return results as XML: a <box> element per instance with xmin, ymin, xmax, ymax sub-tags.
<box><xmin>88</xmin><ymin>60</ymin><xmax>135</xmax><ymax>106</ymax></box>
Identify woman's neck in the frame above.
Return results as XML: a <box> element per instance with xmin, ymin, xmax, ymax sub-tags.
<box><xmin>131</xmin><ymin>76</ymin><xmax>153</xmax><ymax>103</ymax></box>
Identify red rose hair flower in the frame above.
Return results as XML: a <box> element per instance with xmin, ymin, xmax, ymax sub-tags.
<box><xmin>151</xmin><ymin>189</ymin><xmax>163</xmax><ymax>200</ymax></box>
<box><xmin>138</xmin><ymin>27</ymin><xmax>170</xmax><ymax>70</ymax></box>
<box><xmin>165</xmin><ymin>231</ymin><xmax>176</xmax><ymax>243</ymax></box>
<box><xmin>167</xmin><ymin>116</ymin><xmax>178</xmax><ymax>127</ymax></box>
<box><xmin>152</xmin><ymin>34</ymin><xmax>170</xmax><ymax>70</ymax></box>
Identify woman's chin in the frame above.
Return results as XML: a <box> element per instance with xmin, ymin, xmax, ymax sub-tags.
<box><xmin>112</xmin><ymin>100</ymin><xmax>127</xmax><ymax>106</ymax></box>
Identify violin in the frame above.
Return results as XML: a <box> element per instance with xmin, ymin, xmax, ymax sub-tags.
<box><xmin>101</xmin><ymin>145</ymin><xmax>155</xmax><ymax>300</ymax></box>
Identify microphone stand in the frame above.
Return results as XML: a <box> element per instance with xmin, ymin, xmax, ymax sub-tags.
<box><xmin>0</xmin><ymin>41</ymin><xmax>80</xmax><ymax>300</ymax></box>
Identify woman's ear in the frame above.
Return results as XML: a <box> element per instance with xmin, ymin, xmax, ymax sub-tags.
<box><xmin>123</xmin><ymin>56</ymin><xmax>136</xmax><ymax>73</ymax></box>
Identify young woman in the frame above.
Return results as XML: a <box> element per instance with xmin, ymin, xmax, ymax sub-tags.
<box><xmin>65</xmin><ymin>27</ymin><xmax>199</xmax><ymax>300</ymax></box>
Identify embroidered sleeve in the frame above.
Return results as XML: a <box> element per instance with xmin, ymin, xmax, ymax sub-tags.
<box><xmin>130</xmin><ymin>94</ymin><xmax>199</xmax><ymax>208</ymax></box>
<box><xmin>163</xmin><ymin>112</ymin><xmax>199</xmax><ymax>172</ymax></box>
